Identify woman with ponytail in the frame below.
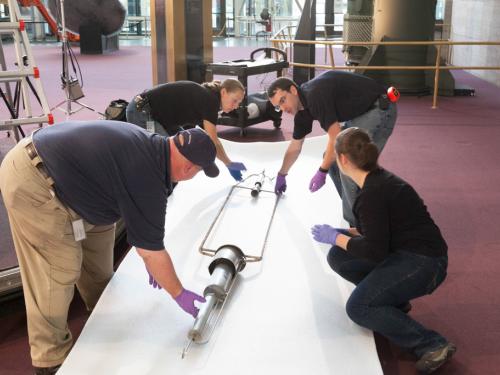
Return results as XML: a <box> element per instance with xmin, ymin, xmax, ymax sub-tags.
<box><xmin>127</xmin><ymin>78</ymin><xmax>247</xmax><ymax>181</ymax></box>
<box><xmin>311</xmin><ymin>127</ymin><xmax>455</xmax><ymax>373</ymax></box>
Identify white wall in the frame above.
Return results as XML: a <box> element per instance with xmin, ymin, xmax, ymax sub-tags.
<box><xmin>451</xmin><ymin>0</ymin><xmax>500</xmax><ymax>87</ymax></box>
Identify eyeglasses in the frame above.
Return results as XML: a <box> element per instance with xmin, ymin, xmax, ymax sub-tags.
<box><xmin>274</xmin><ymin>92</ymin><xmax>288</xmax><ymax>112</ymax></box>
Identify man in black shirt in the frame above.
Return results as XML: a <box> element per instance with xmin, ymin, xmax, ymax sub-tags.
<box><xmin>267</xmin><ymin>71</ymin><xmax>397</xmax><ymax>225</ymax></box>
<box><xmin>127</xmin><ymin>79</ymin><xmax>248</xmax><ymax>181</ymax></box>
<box><xmin>0</xmin><ymin>121</ymin><xmax>218</xmax><ymax>374</ymax></box>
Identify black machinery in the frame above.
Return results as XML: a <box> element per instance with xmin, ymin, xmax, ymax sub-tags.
<box><xmin>206</xmin><ymin>47</ymin><xmax>289</xmax><ymax>136</ymax></box>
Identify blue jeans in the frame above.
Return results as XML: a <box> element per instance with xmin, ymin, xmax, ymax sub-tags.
<box><xmin>327</xmin><ymin>246</ymin><xmax>448</xmax><ymax>357</ymax></box>
<box><xmin>126</xmin><ymin>100</ymin><xmax>172</xmax><ymax>136</ymax></box>
<box><xmin>329</xmin><ymin>102</ymin><xmax>397</xmax><ymax>225</ymax></box>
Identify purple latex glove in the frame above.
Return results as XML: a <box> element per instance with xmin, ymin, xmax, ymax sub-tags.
<box><xmin>227</xmin><ymin>162</ymin><xmax>247</xmax><ymax>181</ymax></box>
<box><xmin>174</xmin><ymin>288</ymin><xmax>206</xmax><ymax>318</ymax></box>
<box><xmin>309</xmin><ymin>169</ymin><xmax>327</xmax><ymax>192</ymax></box>
<box><xmin>275</xmin><ymin>173</ymin><xmax>287</xmax><ymax>194</ymax></box>
<box><xmin>148</xmin><ymin>271</ymin><xmax>162</xmax><ymax>290</ymax></box>
<box><xmin>311</xmin><ymin>224</ymin><xmax>340</xmax><ymax>245</ymax></box>
<box><xmin>337</xmin><ymin>228</ymin><xmax>351</xmax><ymax>236</ymax></box>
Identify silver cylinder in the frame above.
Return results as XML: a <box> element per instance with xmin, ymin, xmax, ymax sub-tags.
<box><xmin>188</xmin><ymin>294</ymin><xmax>218</xmax><ymax>341</ymax></box>
<box><xmin>204</xmin><ymin>263</ymin><xmax>233</xmax><ymax>298</ymax></box>
<box><xmin>208</xmin><ymin>245</ymin><xmax>246</xmax><ymax>275</ymax></box>
<box><xmin>187</xmin><ymin>245</ymin><xmax>246</xmax><ymax>343</ymax></box>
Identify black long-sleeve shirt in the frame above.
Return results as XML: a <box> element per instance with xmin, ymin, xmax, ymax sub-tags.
<box><xmin>347</xmin><ymin>168</ymin><xmax>447</xmax><ymax>263</ymax></box>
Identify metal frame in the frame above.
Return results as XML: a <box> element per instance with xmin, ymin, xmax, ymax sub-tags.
<box><xmin>198</xmin><ymin>172</ymin><xmax>280</xmax><ymax>262</ymax></box>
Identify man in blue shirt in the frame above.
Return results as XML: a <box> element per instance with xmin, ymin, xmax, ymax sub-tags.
<box><xmin>0</xmin><ymin>121</ymin><xmax>218</xmax><ymax>374</ymax></box>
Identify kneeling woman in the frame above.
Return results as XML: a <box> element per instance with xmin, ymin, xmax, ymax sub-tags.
<box><xmin>311</xmin><ymin>127</ymin><xmax>455</xmax><ymax>374</ymax></box>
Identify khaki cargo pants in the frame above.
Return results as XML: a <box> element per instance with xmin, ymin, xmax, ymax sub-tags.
<box><xmin>0</xmin><ymin>136</ymin><xmax>115</xmax><ymax>368</ymax></box>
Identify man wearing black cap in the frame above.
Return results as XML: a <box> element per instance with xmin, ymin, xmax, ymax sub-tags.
<box><xmin>0</xmin><ymin>120</ymin><xmax>218</xmax><ymax>375</ymax></box>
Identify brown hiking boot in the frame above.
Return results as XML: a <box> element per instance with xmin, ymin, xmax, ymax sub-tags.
<box><xmin>416</xmin><ymin>342</ymin><xmax>457</xmax><ymax>373</ymax></box>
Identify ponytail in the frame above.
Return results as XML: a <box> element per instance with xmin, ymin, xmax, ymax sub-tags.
<box><xmin>335</xmin><ymin>127</ymin><xmax>379</xmax><ymax>172</ymax></box>
<box><xmin>202</xmin><ymin>78</ymin><xmax>244</xmax><ymax>94</ymax></box>
<box><xmin>201</xmin><ymin>80</ymin><xmax>222</xmax><ymax>93</ymax></box>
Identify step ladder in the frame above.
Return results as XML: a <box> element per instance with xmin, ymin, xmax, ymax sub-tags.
<box><xmin>0</xmin><ymin>0</ymin><xmax>53</xmax><ymax>142</ymax></box>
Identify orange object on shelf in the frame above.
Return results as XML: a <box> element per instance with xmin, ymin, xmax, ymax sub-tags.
<box><xmin>387</xmin><ymin>86</ymin><xmax>400</xmax><ymax>103</ymax></box>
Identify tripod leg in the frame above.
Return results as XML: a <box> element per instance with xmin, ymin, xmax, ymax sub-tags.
<box><xmin>73</xmin><ymin>100</ymin><xmax>105</xmax><ymax>116</ymax></box>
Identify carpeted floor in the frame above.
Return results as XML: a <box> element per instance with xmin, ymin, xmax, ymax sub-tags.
<box><xmin>1</xmin><ymin>41</ymin><xmax>500</xmax><ymax>374</ymax></box>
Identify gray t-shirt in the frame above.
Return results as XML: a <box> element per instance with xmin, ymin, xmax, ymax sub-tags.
<box><xmin>34</xmin><ymin>120</ymin><xmax>173</xmax><ymax>250</ymax></box>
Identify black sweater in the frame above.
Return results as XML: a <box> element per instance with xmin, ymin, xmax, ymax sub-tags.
<box><xmin>347</xmin><ymin>168</ymin><xmax>447</xmax><ymax>263</ymax></box>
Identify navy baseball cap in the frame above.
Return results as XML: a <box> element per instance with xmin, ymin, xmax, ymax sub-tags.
<box><xmin>173</xmin><ymin>127</ymin><xmax>219</xmax><ymax>178</ymax></box>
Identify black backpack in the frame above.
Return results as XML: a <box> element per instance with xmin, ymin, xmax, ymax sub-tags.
<box><xmin>104</xmin><ymin>99</ymin><xmax>129</xmax><ymax>121</ymax></box>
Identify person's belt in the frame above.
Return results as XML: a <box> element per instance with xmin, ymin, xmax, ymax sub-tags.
<box><xmin>370</xmin><ymin>94</ymin><xmax>390</xmax><ymax>111</ymax></box>
<box><xmin>25</xmin><ymin>140</ymin><xmax>54</xmax><ymax>185</ymax></box>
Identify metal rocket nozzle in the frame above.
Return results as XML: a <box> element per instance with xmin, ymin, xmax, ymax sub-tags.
<box><xmin>251</xmin><ymin>174</ymin><xmax>265</xmax><ymax>198</ymax></box>
<box><xmin>181</xmin><ymin>246</ymin><xmax>246</xmax><ymax>358</ymax></box>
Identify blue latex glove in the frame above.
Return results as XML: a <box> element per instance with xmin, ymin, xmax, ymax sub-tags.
<box><xmin>275</xmin><ymin>173</ymin><xmax>287</xmax><ymax>194</ymax></box>
<box><xmin>311</xmin><ymin>224</ymin><xmax>340</xmax><ymax>245</ymax></box>
<box><xmin>227</xmin><ymin>162</ymin><xmax>247</xmax><ymax>181</ymax></box>
<box><xmin>309</xmin><ymin>169</ymin><xmax>327</xmax><ymax>192</ymax></box>
<box><xmin>174</xmin><ymin>288</ymin><xmax>206</xmax><ymax>318</ymax></box>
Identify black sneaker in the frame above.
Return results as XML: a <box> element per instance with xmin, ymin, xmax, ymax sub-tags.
<box><xmin>416</xmin><ymin>342</ymin><xmax>457</xmax><ymax>373</ymax></box>
<box><xmin>33</xmin><ymin>364</ymin><xmax>61</xmax><ymax>375</ymax></box>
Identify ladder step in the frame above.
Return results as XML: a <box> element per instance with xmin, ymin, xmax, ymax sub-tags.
<box><xmin>0</xmin><ymin>115</ymin><xmax>52</xmax><ymax>127</ymax></box>
<box><xmin>0</xmin><ymin>20</ymin><xmax>25</xmax><ymax>31</ymax></box>
<box><xmin>0</xmin><ymin>68</ymin><xmax>39</xmax><ymax>81</ymax></box>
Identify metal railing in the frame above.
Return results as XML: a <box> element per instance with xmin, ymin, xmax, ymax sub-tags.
<box><xmin>270</xmin><ymin>36</ymin><xmax>500</xmax><ymax>108</ymax></box>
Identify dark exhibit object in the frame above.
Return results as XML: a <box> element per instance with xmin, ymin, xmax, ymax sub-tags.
<box><xmin>293</xmin><ymin>0</ymin><xmax>316</xmax><ymax>85</ymax></box>
<box><xmin>48</xmin><ymin>0</ymin><xmax>125</xmax><ymax>36</ymax></box>
<box><xmin>206</xmin><ymin>47</ymin><xmax>289</xmax><ymax>136</ymax></box>
<box><xmin>346</xmin><ymin>0</ymin><xmax>458</xmax><ymax>96</ymax></box>
<box><xmin>185</xmin><ymin>0</ymin><xmax>208</xmax><ymax>83</ymax></box>
<box><xmin>364</xmin><ymin>0</ymin><xmax>448</xmax><ymax>94</ymax></box>
<box><xmin>343</xmin><ymin>0</ymin><xmax>374</xmax><ymax>65</ymax></box>
<box><xmin>324</xmin><ymin>0</ymin><xmax>335</xmax><ymax>37</ymax></box>
<box><xmin>79</xmin><ymin>23</ymin><xmax>119</xmax><ymax>54</ymax></box>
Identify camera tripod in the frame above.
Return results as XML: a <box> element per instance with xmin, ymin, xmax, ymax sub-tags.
<box><xmin>50</xmin><ymin>0</ymin><xmax>102</xmax><ymax>118</ymax></box>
